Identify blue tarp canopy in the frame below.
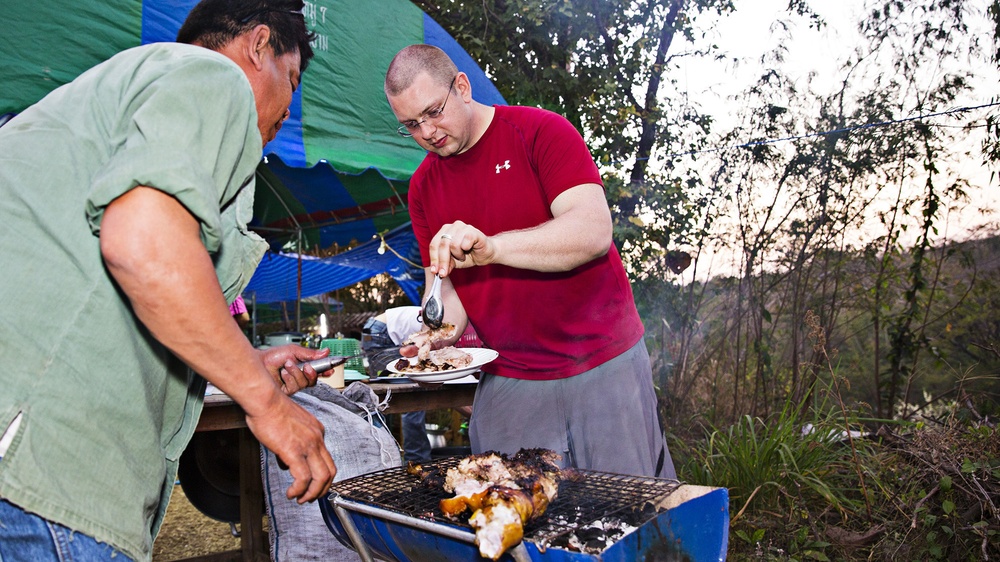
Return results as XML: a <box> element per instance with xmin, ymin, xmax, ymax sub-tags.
<box><xmin>245</xmin><ymin>221</ymin><xmax>422</xmax><ymax>304</ymax></box>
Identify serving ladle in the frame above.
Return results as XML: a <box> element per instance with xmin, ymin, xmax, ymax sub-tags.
<box><xmin>422</xmin><ymin>274</ymin><xmax>444</xmax><ymax>329</ymax></box>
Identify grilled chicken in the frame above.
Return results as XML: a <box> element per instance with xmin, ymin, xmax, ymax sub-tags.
<box><xmin>403</xmin><ymin>323</ymin><xmax>458</xmax><ymax>360</ymax></box>
<box><xmin>437</xmin><ymin>449</ymin><xmax>564</xmax><ymax>560</ymax></box>
<box><xmin>428</xmin><ymin>346</ymin><xmax>474</xmax><ymax>368</ymax></box>
<box><xmin>393</xmin><ymin>346</ymin><xmax>474</xmax><ymax>373</ymax></box>
<box><xmin>469</xmin><ymin>487</ymin><xmax>535</xmax><ymax>559</ymax></box>
<box><xmin>394</xmin><ymin>323</ymin><xmax>475</xmax><ymax>373</ymax></box>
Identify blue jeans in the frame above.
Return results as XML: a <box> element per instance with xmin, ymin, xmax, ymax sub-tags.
<box><xmin>401</xmin><ymin>410</ymin><xmax>431</xmax><ymax>462</ymax></box>
<box><xmin>0</xmin><ymin>498</ymin><xmax>135</xmax><ymax>562</ymax></box>
<box><xmin>363</xmin><ymin>319</ymin><xmax>432</xmax><ymax>463</ymax></box>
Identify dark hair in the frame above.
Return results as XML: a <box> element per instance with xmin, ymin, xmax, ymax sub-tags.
<box><xmin>176</xmin><ymin>0</ymin><xmax>315</xmax><ymax>73</ymax></box>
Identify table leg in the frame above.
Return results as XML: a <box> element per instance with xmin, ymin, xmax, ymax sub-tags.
<box><xmin>238</xmin><ymin>427</ymin><xmax>269</xmax><ymax>562</ymax></box>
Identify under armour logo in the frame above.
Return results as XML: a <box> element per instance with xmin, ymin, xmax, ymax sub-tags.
<box><xmin>495</xmin><ymin>160</ymin><xmax>511</xmax><ymax>174</ymax></box>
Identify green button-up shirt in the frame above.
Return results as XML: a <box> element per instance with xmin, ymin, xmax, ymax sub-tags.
<box><xmin>0</xmin><ymin>43</ymin><xmax>267</xmax><ymax>561</ymax></box>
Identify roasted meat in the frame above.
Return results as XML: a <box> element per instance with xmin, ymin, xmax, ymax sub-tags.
<box><xmin>403</xmin><ymin>323</ymin><xmax>457</xmax><ymax>360</ymax></box>
<box><xmin>393</xmin><ymin>323</ymin><xmax>475</xmax><ymax>373</ymax></box>
<box><xmin>394</xmin><ymin>346</ymin><xmax>474</xmax><ymax>373</ymax></box>
<box><xmin>435</xmin><ymin>449</ymin><xmax>564</xmax><ymax>560</ymax></box>
<box><xmin>469</xmin><ymin>487</ymin><xmax>535</xmax><ymax>559</ymax></box>
<box><xmin>427</xmin><ymin>346</ymin><xmax>474</xmax><ymax>368</ymax></box>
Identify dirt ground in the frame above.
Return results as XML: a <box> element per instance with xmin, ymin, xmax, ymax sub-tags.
<box><xmin>152</xmin><ymin>485</ymin><xmax>245</xmax><ymax>561</ymax></box>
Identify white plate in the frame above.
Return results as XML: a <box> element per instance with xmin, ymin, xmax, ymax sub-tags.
<box><xmin>386</xmin><ymin>348</ymin><xmax>499</xmax><ymax>383</ymax></box>
<box><xmin>443</xmin><ymin>374</ymin><xmax>480</xmax><ymax>385</ymax></box>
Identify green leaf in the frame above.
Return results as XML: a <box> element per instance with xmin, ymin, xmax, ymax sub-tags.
<box><xmin>942</xmin><ymin>499</ymin><xmax>955</xmax><ymax>514</ymax></box>
<box><xmin>939</xmin><ymin>475</ymin><xmax>952</xmax><ymax>491</ymax></box>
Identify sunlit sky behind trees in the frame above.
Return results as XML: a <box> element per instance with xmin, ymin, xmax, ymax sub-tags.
<box><xmin>662</xmin><ymin>0</ymin><xmax>999</xmax><ymax>279</ymax></box>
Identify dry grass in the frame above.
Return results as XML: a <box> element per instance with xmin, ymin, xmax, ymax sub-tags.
<box><xmin>152</xmin><ymin>485</ymin><xmax>244</xmax><ymax>561</ymax></box>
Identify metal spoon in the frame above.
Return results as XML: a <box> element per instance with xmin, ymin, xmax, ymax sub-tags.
<box><xmin>422</xmin><ymin>274</ymin><xmax>444</xmax><ymax>329</ymax></box>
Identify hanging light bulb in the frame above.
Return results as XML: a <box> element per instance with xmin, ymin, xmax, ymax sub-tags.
<box><xmin>319</xmin><ymin>313</ymin><xmax>328</xmax><ymax>338</ymax></box>
<box><xmin>377</xmin><ymin>239</ymin><xmax>387</xmax><ymax>255</ymax></box>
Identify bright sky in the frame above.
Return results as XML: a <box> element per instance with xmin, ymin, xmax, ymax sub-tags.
<box><xmin>684</xmin><ymin>0</ymin><xmax>865</xmax><ymax>104</ymax></box>
<box><xmin>666</xmin><ymin>0</ymin><xmax>999</xmax><ymax>280</ymax></box>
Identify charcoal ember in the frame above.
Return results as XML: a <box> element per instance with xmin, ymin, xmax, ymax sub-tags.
<box><xmin>577</xmin><ymin>525</ymin><xmax>612</xmax><ymax>551</ymax></box>
<box><xmin>623</xmin><ymin>502</ymin><xmax>660</xmax><ymax>526</ymax></box>
<box><xmin>587</xmin><ymin>538</ymin><xmax>610</xmax><ymax>550</ymax></box>
<box><xmin>577</xmin><ymin>526</ymin><xmax>605</xmax><ymax>542</ymax></box>
<box><xmin>553</xmin><ymin>516</ymin><xmax>640</xmax><ymax>555</ymax></box>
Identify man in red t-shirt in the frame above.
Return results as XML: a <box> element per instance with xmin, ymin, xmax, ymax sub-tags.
<box><xmin>384</xmin><ymin>44</ymin><xmax>674</xmax><ymax>478</ymax></box>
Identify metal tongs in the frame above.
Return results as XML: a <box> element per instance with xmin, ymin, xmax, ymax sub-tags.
<box><xmin>289</xmin><ymin>354</ymin><xmax>363</xmax><ymax>375</ymax></box>
<box><xmin>422</xmin><ymin>274</ymin><xmax>444</xmax><ymax>329</ymax></box>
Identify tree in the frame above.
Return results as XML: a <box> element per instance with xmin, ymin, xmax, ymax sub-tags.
<box><xmin>411</xmin><ymin>0</ymin><xmax>738</xmax><ymax>267</ymax></box>
<box><xmin>417</xmin><ymin>0</ymin><xmax>999</xmax><ymax>422</ymax></box>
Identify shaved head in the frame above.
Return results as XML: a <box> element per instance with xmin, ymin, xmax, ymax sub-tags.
<box><xmin>385</xmin><ymin>44</ymin><xmax>458</xmax><ymax>97</ymax></box>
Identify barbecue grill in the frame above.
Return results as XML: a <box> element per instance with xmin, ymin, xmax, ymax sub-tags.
<box><xmin>319</xmin><ymin>456</ymin><xmax>729</xmax><ymax>561</ymax></box>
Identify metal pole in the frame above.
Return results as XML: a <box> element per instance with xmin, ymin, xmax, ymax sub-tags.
<box><xmin>250</xmin><ymin>291</ymin><xmax>257</xmax><ymax>346</ymax></box>
<box><xmin>296</xmin><ymin>228</ymin><xmax>302</xmax><ymax>333</ymax></box>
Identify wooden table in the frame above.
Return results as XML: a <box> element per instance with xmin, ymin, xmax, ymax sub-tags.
<box><xmin>180</xmin><ymin>380</ymin><xmax>477</xmax><ymax>562</ymax></box>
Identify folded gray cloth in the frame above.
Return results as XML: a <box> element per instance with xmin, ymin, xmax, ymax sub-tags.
<box><xmin>261</xmin><ymin>382</ymin><xmax>402</xmax><ymax>561</ymax></box>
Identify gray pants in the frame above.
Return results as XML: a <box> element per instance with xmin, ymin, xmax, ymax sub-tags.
<box><xmin>469</xmin><ymin>339</ymin><xmax>675</xmax><ymax>478</ymax></box>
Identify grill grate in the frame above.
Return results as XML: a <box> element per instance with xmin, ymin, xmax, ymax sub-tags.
<box><xmin>327</xmin><ymin>456</ymin><xmax>682</xmax><ymax>549</ymax></box>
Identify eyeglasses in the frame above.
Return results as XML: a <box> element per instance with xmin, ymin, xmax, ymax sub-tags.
<box><xmin>240</xmin><ymin>8</ymin><xmax>304</xmax><ymax>24</ymax></box>
<box><xmin>396</xmin><ymin>76</ymin><xmax>457</xmax><ymax>137</ymax></box>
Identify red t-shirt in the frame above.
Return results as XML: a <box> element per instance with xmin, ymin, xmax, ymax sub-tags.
<box><xmin>408</xmin><ymin>105</ymin><xmax>644</xmax><ymax>380</ymax></box>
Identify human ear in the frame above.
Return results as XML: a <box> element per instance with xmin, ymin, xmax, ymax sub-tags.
<box><xmin>455</xmin><ymin>72</ymin><xmax>473</xmax><ymax>101</ymax></box>
<box><xmin>248</xmin><ymin>25</ymin><xmax>272</xmax><ymax>69</ymax></box>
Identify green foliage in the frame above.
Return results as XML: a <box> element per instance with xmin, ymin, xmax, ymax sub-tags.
<box><xmin>411</xmin><ymin>0</ymin><xmax>737</xmax><ymax>267</ymax></box>
<box><xmin>861</xmin><ymin>422</ymin><xmax>1000</xmax><ymax>561</ymax></box>
<box><xmin>681</xmin><ymin>394</ymin><xmax>863</xmax><ymax>522</ymax></box>
<box><xmin>679</xmin><ymin>394</ymin><xmax>1000</xmax><ymax>561</ymax></box>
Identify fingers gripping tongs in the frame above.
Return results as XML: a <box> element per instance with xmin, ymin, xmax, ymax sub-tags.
<box><xmin>291</xmin><ymin>354</ymin><xmax>363</xmax><ymax>375</ymax></box>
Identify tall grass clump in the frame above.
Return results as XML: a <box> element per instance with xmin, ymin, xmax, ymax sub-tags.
<box><xmin>680</xmin><ymin>390</ymin><xmax>873</xmax><ymax>560</ymax></box>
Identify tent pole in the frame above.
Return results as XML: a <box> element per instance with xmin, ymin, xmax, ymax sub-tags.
<box><xmin>296</xmin><ymin>228</ymin><xmax>302</xmax><ymax>332</ymax></box>
<box><xmin>250</xmin><ymin>291</ymin><xmax>257</xmax><ymax>346</ymax></box>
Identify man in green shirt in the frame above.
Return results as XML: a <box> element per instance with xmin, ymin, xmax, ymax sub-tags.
<box><xmin>0</xmin><ymin>1</ymin><xmax>337</xmax><ymax>560</ymax></box>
